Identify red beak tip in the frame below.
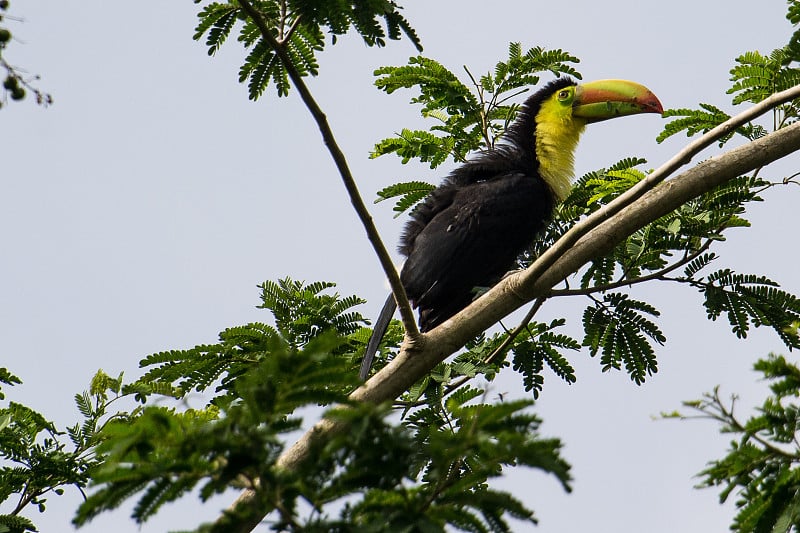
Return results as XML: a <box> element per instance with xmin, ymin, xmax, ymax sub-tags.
<box><xmin>645</xmin><ymin>100</ymin><xmax>664</xmax><ymax>115</ymax></box>
<box><xmin>648</xmin><ymin>97</ymin><xmax>665</xmax><ymax>115</ymax></box>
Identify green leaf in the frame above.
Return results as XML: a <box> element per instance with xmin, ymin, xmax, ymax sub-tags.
<box><xmin>371</xmin><ymin>129</ymin><xmax>455</xmax><ymax>169</ymax></box>
<box><xmin>582</xmin><ymin>294</ymin><xmax>664</xmax><ymax>384</ymax></box>
<box><xmin>511</xmin><ymin>321</ymin><xmax>579</xmax><ymax>398</ymax></box>
<box><xmin>701</xmin><ymin>270</ymin><xmax>800</xmax><ymax>349</ymax></box>
<box><xmin>194</xmin><ymin>0</ymin><xmax>419</xmax><ymax>98</ymax></box>
<box><xmin>133</xmin><ymin>278</ymin><xmax>367</xmax><ymax>402</ymax></box>
<box><xmin>375</xmin><ymin>180</ymin><xmax>436</xmax><ymax>216</ymax></box>
<box><xmin>0</xmin><ymin>514</ymin><xmax>36</xmax><ymax>533</ymax></box>
<box><xmin>656</xmin><ymin>104</ymin><xmax>733</xmax><ymax>145</ymax></box>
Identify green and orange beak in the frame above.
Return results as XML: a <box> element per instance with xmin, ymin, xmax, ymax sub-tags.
<box><xmin>572</xmin><ymin>79</ymin><xmax>663</xmax><ymax>122</ymax></box>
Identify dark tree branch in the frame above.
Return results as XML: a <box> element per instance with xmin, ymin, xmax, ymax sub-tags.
<box><xmin>235</xmin><ymin>0</ymin><xmax>420</xmax><ymax>342</ymax></box>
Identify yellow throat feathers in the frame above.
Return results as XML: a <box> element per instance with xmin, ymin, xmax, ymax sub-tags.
<box><xmin>534</xmin><ymin>94</ymin><xmax>587</xmax><ymax>202</ymax></box>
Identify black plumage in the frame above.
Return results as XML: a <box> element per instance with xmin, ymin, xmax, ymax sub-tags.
<box><xmin>359</xmin><ymin>78</ymin><xmax>577</xmax><ymax>380</ymax></box>
<box><xmin>399</xmin><ymin>171</ymin><xmax>554</xmax><ymax>332</ymax></box>
<box><xmin>404</xmin><ymin>78</ymin><xmax>581</xmax><ymax>328</ymax></box>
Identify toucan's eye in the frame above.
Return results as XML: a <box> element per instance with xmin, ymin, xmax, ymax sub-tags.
<box><xmin>558</xmin><ymin>89</ymin><xmax>571</xmax><ymax>100</ymax></box>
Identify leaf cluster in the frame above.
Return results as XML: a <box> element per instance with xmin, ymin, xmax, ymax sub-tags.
<box><xmin>131</xmin><ymin>277</ymin><xmax>367</xmax><ymax>403</ymax></box>
<box><xmin>396</xmin><ymin>331</ymin><xmax>508</xmax><ymax>413</ymax></box>
<box><xmin>346</xmin><ymin>395</ymin><xmax>571</xmax><ymax>533</ymax></box>
<box><xmin>509</xmin><ymin>319</ymin><xmax>579</xmax><ymax>398</ymax></box>
<box><xmin>75</xmin><ymin>332</ymin><xmax>357</xmax><ymax>528</ymax></box>
<box><xmin>696</xmin><ymin>270</ymin><xmax>800</xmax><ymax>349</ymax></box>
<box><xmin>193</xmin><ymin>0</ymin><xmax>421</xmax><ymax>99</ymax></box>
<box><xmin>382</xmin><ymin>317</ymin><xmax>580</xmax><ymax>416</ymax></box>
<box><xmin>679</xmin><ymin>354</ymin><xmax>800</xmax><ymax>533</ymax></box>
<box><xmin>523</xmin><ymin>156</ymin><xmax>792</xmax><ymax>384</ymax></box>
<box><xmin>540</xmin><ymin>159</ymin><xmax>763</xmax><ymax>273</ymax></box>
<box><xmin>557</xmin><ymin>164</ymin><xmax>765</xmax><ymax>280</ymax></box>
<box><xmin>0</xmin><ymin>370</ymin><xmax>121</xmax><ymax>533</ymax></box>
<box><xmin>73</xmin><ymin>279</ymin><xmax>371</xmax><ymax>526</ymax></box>
<box><xmin>72</xmin><ymin>279</ymin><xmax>572</xmax><ymax>532</ymax></box>
<box><xmin>581</xmin><ymin>293</ymin><xmax>664</xmax><ymax>385</ymax></box>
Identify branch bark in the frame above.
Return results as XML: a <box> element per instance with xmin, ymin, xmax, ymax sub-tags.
<box><xmin>214</xmin><ymin>113</ymin><xmax>800</xmax><ymax>533</ymax></box>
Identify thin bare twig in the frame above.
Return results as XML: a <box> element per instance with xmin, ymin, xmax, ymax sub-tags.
<box><xmin>550</xmin><ymin>238</ymin><xmax>715</xmax><ymax>297</ymax></box>
<box><xmin>463</xmin><ymin>66</ymin><xmax>492</xmax><ymax>149</ymax></box>
<box><xmin>682</xmin><ymin>388</ymin><xmax>798</xmax><ymax>461</ymax></box>
<box><xmin>236</xmin><ymin>0</ymin><xmax>420</xmax><ymax>341</ymax></box>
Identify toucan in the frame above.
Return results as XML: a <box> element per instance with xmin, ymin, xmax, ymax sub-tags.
<box><xmin>360</xmin><ymin>77</ymin><xmax>663</xmax><ymax>380</ymax></box>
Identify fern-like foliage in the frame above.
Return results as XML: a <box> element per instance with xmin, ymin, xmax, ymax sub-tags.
<box><xmin>0</xmin><ymin>515</ymin><xmax>37</xmax><ymax>533</ymax></box>
<box><xmin>694</xmin><ymin>269</ymin><xmax>800</xmax><ymax>349</ymax></box>
<box><xmin>399</xmin><ymin>354</ymin><xmax>487</xmax><ymax>414</ymax></box>
<box><xmin>729</xmin><ymin>48</ymin><xmax>800</xmax><ymax>106</ymax></box>
<box><xmin>131</xmin><ymin>278</ymin><xmax>367</xmax><ymax>403</ymax></box>
<box><xmin>510</xmin><ymin>319</ymin><xmax>579</xmax><ymax>398</ymax></box>
<box><xmin>525</xmin><ymin>156</ymin><xmax>763</xmax><ymax>292</ymax></box>
<box><xmin>194</xmin><ymin>0</ymin><xmax>421</xmax><ymax>98</ymax></box>
<box><xmin>372</xmin><ymin>128</ymin><xmax>456</xmax><ymax>168</ymax></box>
<box><xmin>0</xmin><ymin>370</ymin><xmax>122</xmax><ymax>533</ymax></box>
<box><xmin>675</xmin><ymin>354</ymin><xmax>800</xmax><ymax>533</ymax></box>
<box><xmin>525</xmin><ymin>157</ymin><xmax>648</xmax><ymax>264</ymax></box>
<box><xmin>76</xmin><ymin>330</ymin><xmax>362</xmax><ymax>528</ymax></box>
<box><xmin>258</xmin><ymin>278</ymin><xmax>367</xmax><ymax>344</ymax></box>
<box><xmin>581</xmin><ymin>293</ymin><xmax>664</xmax><ymax>384</ymax></box>
<box><xmin>395</xmin><ymin>330</ymin><xmax>519</xmax><ymax>416</ymax></box>
<box><xmin>351</xmin><ymin>395</ymin><xmax>572</xmax><ymax>533</ymax></box>
<box><xmin>74</xmin><ymin>287</ymin><xmax>573</xmax><ymax>531</ymax></box>
<box><xmin>516</xmin><ymin>150</ymin><xmax>791</xmax><ymax>386</ymax></box>
<box><xmin>374</xmin><ymin>179</ymin><xmax>436</xmax><ymax>217</ymax></box>
<box><xmin>0</xmin><ymin>368</ymin><xmax>21</xmax><ymax>401</ymax></box>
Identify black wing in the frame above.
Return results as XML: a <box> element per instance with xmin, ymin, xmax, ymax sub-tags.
<box><xmin>400</xmin><ymin>173</ymin><xmax>554</xmax><ymax>331</ymax></box>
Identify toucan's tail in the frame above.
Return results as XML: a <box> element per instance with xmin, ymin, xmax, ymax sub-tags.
<box><xmin>359</xmin><ymin>293</ymin><xmax>398</xmax><ymax>380</ymax></box>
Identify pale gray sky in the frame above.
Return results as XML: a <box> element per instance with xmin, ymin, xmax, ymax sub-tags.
<box><xmin>2</xmin><ymin>1</ymin><xmax>798</xmax><ymax>531</ymax></box>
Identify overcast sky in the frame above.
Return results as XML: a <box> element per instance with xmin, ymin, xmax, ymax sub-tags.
<box><xmin>2</xmin><ymin>1</ymin><xmax>799</xmax><ymax>532</ymax></box>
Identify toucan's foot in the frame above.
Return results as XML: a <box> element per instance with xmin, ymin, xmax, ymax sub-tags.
<box><xmin>501</xmin><ymin>268</ymin><xmax>524</xmax><ymax>280</ymax></box>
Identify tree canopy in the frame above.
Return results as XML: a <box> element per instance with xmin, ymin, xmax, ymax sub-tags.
<box><xmin>2</xmin><ymin>1</ymin><xmax>800</xmax><ymax>532</ymax></box>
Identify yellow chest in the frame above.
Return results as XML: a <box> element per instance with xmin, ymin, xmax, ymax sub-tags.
<box><xmin>534</xmin><ymin>110</ymin><xmax>586</xmax><ymax>202</ymax></box>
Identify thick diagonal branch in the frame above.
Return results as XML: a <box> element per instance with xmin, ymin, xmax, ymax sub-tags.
<box><xmin>524</xmin><ymin>84</ymin><xmax>800</xmax><ymax>286</ymax></box>
<box><xmin>215</xmin><ymin>109</ymin><xmax>800</xmax><ymax>533</ymax></box>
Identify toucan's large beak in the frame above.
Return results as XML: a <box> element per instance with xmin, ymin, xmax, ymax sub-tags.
<box><xmin>572</xmin><ymin>79</ymin><xmax>663</xmax><ymax>123</ymax></box>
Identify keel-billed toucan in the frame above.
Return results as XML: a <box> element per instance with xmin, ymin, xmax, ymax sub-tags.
<box><xmin>360</xmin><ymin>77</ymin><xmax>663</xmax><ymax>380</ymax></box>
